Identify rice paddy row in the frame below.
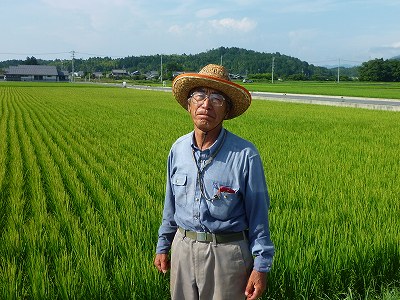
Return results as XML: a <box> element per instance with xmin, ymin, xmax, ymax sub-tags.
<box><xmin>0</xmin><ymin>82</ymin><xmax>399</xmax><ymax>299</ymax></box>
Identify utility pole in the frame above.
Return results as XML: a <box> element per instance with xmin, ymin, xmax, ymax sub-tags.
<box><xmin>271</xmin><ymin>56</ymin><xmax>275</xmax><ymax>84</ymax></box>
<box><xmin>337</xmin><ymin>58</ymin><xmax>340</xmax><ymax>83</ymax></box>
<box><xmin>160</xmin><ymin>54</ymin><xmax>163</xmax><ymax>83</ymax></box>
<box><xmin>71</xmin><ymin>50</ymin><xmax>75</xmax><ymax>82</ymax></box>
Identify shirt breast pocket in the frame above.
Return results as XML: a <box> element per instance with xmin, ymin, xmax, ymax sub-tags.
<box><xmin>207</xmin><ymin>191</ymin><xmax>243</xmax><ymax>221</ymax></box>
<box><xmin>172</xmin><ymin>173</ymin><xmax>188</xmax><ymax>207</ymax></box>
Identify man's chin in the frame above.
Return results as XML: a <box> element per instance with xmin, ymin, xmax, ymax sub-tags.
<box><xmin>196</xmin><ymin>121</ymin><xmax>222</xmax><ymax>132</ymax></box>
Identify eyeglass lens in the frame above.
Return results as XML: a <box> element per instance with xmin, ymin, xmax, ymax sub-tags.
<box><xmin>191</xmin><ymin>92</ymin><xmax>225</xmax><ymax>106</ymax></box>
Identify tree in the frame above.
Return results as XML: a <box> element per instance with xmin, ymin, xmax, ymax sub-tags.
<box><xmin>25</xmin><ymin>56</ymin><xmax>39</xmax><ymax>65</ymax></box>
<box><xmin>359</xmin><ymin>58</ymin><xmax>400</xmax><ymax>82</ymax></box>
<box><xmin>1</xmin><ymin>47</ymin><xmax>365</xmax><ymax>81</ymax></box>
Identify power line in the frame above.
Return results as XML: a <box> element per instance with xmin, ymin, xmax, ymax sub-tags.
<box><xmin>341</xmin><ymin>59</ymin><xmax>364</xmax><ymax>64</ymax></box>
<box><xmin>309</xmin><ymin>59</ymin><xmax>338</xmax><ymax>64</ymax></box>
<box><xmin>0</xmin><ymin>51</ymin><xmax>124</xmax><ymax>59</ymax></box>
<box><xmin>74</xmin><ymin>52</ymin><xmax>123</xmax><ymax>58</ymax></box>
<box><xmin>309</xmin><ymin>58</ymin><xmax>364</xmax><ymax>65</ymax></box>
<box><xmin>0</xmin><ymin>52</ymin><xmax>70</xmax><ymax>56</ymax></box>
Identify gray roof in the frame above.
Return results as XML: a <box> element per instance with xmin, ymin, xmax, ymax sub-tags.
<box><xmin>6</xmin><ymin>65</ymin><xmax>59</xmax><ymax>76</ymax></box>
<box><xmin>58</xmin><ymin>70</ymin><xmax>69</xmax><ymax>76</ymax></box>
<box><xmin>111</xmin><ymin>69</ymin><xmax>128</xmax><ymax>74</ymax></box>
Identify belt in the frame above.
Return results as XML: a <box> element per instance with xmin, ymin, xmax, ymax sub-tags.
<box><xmin>178</xmin><ymin>227</ymin><xmax>246</xmax><ymax>244</ymax></box>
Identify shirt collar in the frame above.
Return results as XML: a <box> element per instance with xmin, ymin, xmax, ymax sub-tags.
<box><xmin>191</xmin><ymin>128</ymin><xmax>226</xmax><ymax>155</ymax></box>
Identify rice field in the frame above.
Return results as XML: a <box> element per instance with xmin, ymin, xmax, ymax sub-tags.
<box><xmin>241</xmin><ymin>81</ymin><xmax>400</xmax><ymax>100</ymax></box>
<box><xmin>0</xmin><ymin>82</ymin><xmax>399</xmax><ymax>299</ymax></box>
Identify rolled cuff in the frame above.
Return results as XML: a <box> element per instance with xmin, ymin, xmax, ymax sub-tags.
<box><xmin>253</xmin><ymin>255</ymin><xmax>273</xmax><ymax>273</ymax></box>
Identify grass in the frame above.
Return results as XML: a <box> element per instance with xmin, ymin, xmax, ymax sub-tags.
<box><xmin>0</xmin><ymin>81</ymin><xmax>399</xmax><ymax>299</ymax></box>
<box><xmin>240</xmin><ymin>81</ymin><xmax>400</xmax><ymax>99</ymax></box>
<box><xmin>78</xmin><ymin>78</ymin><xmax>400</xmax><ymax>100</ymax></box>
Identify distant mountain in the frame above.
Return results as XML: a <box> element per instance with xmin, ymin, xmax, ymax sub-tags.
<box><xmin>323</xmin><ymin>64</ymin><xmax>359</xmax><ymax>69</ymax></box>
<box><xmin>0</xmin><ymin>47</ymin><xmax>359</xmax><ymax>80</ymax></box>
<box><xmin>391</xmin><ymin>55</ymin><xmax>400</xmax><ymax>60</ymax></box>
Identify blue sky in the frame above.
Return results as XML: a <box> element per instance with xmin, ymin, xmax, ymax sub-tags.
<box><xmin>1</xmin><ymin>0</ymin><xmax>399</xmax><ymax>66</ymax></box>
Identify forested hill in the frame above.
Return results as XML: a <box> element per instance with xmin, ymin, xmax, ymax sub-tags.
<box><xmin>0</xmin><ymin>47</ymin><xmax>360</xmax><ymax>81</ymax></box>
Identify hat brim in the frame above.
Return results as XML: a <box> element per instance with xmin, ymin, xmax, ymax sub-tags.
<box><xmin>172</xmin><ymin>73</ymin><xmax>251</xmax><ymax>119</ymax></box>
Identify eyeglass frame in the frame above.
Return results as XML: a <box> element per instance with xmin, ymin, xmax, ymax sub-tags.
<box><xmin>188</xmin><ymin>91</ymin><xmax>227</xmax><ymax>107</ymax></box>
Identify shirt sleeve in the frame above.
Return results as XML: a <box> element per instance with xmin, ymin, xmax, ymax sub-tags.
<box><xmin>156</xmin><ymin>150</ymin><xmax>178</xmax><ymax>254</ymax></box>
<box><xmin>244</xmin><ymin>152</ymin><xmax>275</xmax><ymax>272</ymax></box>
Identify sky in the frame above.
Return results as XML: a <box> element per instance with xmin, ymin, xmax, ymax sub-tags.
<box><xmin>1</xmin><ymin>0</ymin><xmax>400</xmax><ymax>66</ymax></box>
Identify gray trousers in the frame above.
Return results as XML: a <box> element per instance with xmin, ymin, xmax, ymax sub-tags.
<box><xmin>170</xmin><ymin>229</ymin><xmax>253</xmax><ymax>300</ymax></box>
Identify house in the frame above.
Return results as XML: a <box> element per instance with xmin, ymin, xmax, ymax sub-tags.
<box><xmin>110</xmin><ymin>69</ymin><xmax>129</xmax><ymax>78</ymax></box>
<box><xmin>172</xmin><ymin>71</ymin><xmax>185</xmax><ymax>78</ymax></box>
<box><xmin>172</xmin><ymin>71</ymin><xmax>197</xmax><ymax>78</ymax></box>
<box><xmin>230</xmin><ymin>73</ymin><xmax>243</xmax><ymax>80</ymax></box>
<box><xmin>92</xmin><ymin>71</ymin><xmax>104</xmax><ymax>79</ymax></box>
<box><xmin>146</xmin><ymin>71</ymin><xmax>159</xmax><ymax>80</ymax></box>
<box><xmin>58</xmin><ymin>70</ymin><xmax>70</xmax><ymax>81</ymax></box>
<box><xmin>72</xmin><ymin>71</ymin><xmax>84</xmax><ymax>78</ymax></box>
<box><xmin>131</xmin><ymin>70</ymin><xmax>140</xmax><ymax>76</ymax></box>
<box><xmin>4</xmin><ymin>65</ymin><xmax>67</xmax><ymax>82</ymax></box>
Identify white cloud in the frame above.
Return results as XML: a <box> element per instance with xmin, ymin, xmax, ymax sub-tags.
<box><xmin>168</xmin><ymin>23</ymin><xmax>196</xmax><ymax>35</ymax></box>
<box><xmin>39</xmin><ymin>0</ymin><xmax>141</xmax><ymax>31</ymax></box>
<box><xmin>2</xmin><ymin>0</ymin><xmax>398</xmax><ymax>63</ymax></box>
<box><xmin>209</xmin><ymin>17</ymin><xmax>257</xmax><ymax>32</ymax></box>
<box><xmin>168</xmin><ymin>17</ymin><xmax>257</xmax><ymax>39</ymax></box>
<box><xmin>369</xmin><ymin>42</ymin><xmax>400</xmax><ymax>59</ymax></box>
<box><xmin>391</xmin><ymin>41</ymin><xmax>400</xmax><ymax>48</ymax></box>
<box><xmin>196</xmin><ymin>8</ymin><xmax>219</xmax><ymax>18</ymax></box>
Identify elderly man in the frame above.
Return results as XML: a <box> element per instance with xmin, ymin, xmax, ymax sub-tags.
<box><xmin>154</xmin><ymin>64</ymin><xmax>274</xmax><ymax>300</ymax></box>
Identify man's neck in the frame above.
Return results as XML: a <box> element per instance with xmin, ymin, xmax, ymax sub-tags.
<box><xmin>194</xmin><ymin>126</ymin><xmax>222</xmax><ymax>151</ymax></box>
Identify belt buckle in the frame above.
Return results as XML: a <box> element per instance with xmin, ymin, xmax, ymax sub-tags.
<box><xmin>196</xmin><ymin>232</ymin><xmax>208</xmax><ymax>242</ymax></box>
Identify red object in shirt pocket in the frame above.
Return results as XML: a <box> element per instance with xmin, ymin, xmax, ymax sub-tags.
<box><xmin>218</xmin><ymin>186</ymin><xmax>236</xmax><ymax>194</ymax></box>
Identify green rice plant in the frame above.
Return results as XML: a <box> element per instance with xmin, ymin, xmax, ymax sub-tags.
<box><xmin>242</xmin><ymin>81</ymin><xmax>400</xmax><ymax>99</ymax></box>
<box><xmin>0</xmin><ymin>82</ymin><xmax>399</xmax><ymax>299</ymax></box>
<box><xmin>228</xmin><ymin>101</ymin><xmax>400</xmax><ymax>299</ymax></box>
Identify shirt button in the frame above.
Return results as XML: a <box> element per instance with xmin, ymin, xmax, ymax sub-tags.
<box><xmin>195</xmin><ymin>198</ymin><xmax>200</xmax><ymax>202</ymax></box>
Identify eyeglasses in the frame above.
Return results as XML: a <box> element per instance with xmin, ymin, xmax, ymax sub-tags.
<box><xmin>190</xmin><ymin>91</ymin><xmax>225</xmax><ymax>107</ymax></box>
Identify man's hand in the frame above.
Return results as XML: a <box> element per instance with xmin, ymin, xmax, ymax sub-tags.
<box><xmin>245</xmin><ymin>270</ymin><xmax>267</xmax><ymax>299</ymax></box>
<box><xmin>154</xmin><ymin>253</ymin><xmax>170</xmax><ymax>274</ymax></box>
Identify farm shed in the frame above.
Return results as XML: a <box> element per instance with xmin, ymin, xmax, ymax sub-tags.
<box><xmin>92</xmin><ymin>71</ymin><xmax>104</xmax><ymax>79</ymax></box>
<box><xmin>110</xmin><ymin>69</ymin><xmax>129</xmax><ymax>78</ymax></box>
<box><xmin>4</xmin><ymin>65</ymin><xmax>67</xmax><ymax>82</ymax></box>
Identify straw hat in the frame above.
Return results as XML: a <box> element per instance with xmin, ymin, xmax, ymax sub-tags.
<box><xmin>172</xmin><ymin>64</ymin><xmax>252</xmax><ymax>119</ymax></box>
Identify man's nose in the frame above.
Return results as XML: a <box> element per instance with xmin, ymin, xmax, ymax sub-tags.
<box><xmin>200</xmin><ymin>97</ymin><xmax>212</xmax><ymax>108</ymax></box>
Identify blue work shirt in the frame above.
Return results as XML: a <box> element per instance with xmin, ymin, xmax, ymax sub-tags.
<box><xmin>156</xmin><ymin>128</ymin><xmax>274</xmax><ymax>272</ymax></box>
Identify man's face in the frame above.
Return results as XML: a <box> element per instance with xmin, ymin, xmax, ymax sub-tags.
<box><xmin>187</xmin><ymin>87</ymin><xmax>230</xmax><ymax>132</ymax></box>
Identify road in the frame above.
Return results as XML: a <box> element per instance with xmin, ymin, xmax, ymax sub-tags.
<box><xmin>123</xmin><ymin>83</ymin><xmax>400</xmax><ymax>111</ymax></box>
<box><xmin>251</xmin><ymin>91</ymin><xmax>400</xmax><ymax>111</ymax></box>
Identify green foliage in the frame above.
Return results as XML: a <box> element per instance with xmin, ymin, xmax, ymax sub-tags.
<box><xmin>4</xmin><ymin>47</ymin><xmax>400</xmax><ymax>82</ymax></box>
<box><xmin>241</xmin><ymin>81</ymin><xmax>400</xmax><ymax>100</ymax></box>
<box><xmin>359</xmin><ymin>58</ymin><xmax>400</xmax><ymax>82</ymax></box>
<box><xmin>0</xmin><ymin>47</ymin><xmax>358</xmax><ymax>81</ymax></box>
<box><xmin>0</xmin><ymin>82</ymin><xmax>399</xmax><ymax>299</ymax></box>
<box><xmin>249</xmin><ymin>73</ymin><xmax>273</xmax><ymax>80</ymax></box>
<box><xmin>24</xmin><ymin>56</ymin><xmax>39</xmax><ymax>65</ymax></box>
